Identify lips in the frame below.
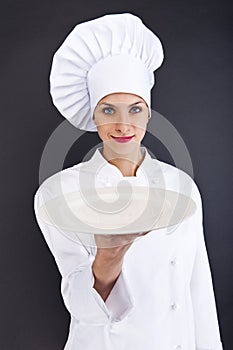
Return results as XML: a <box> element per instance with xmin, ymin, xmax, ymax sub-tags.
<box><xmin>111</xmin><ymin>135</ymin><xmax>134</xmax><ymax>143</ymax></box>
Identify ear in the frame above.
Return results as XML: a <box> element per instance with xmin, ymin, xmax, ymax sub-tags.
<box><xmin>92</xmin><ymin>113</ymin><xmax>97</xmax><ymax>125</ymax></box>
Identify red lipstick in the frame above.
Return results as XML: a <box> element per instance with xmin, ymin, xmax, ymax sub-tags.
<box><xmin>111</xmin><ymin>135</ymin><xmax>134</xmax><ymax>143</ymax></box>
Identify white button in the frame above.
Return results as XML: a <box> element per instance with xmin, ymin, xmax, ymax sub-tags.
<box><xmin>174</xmin><ymin>345</ymin><xmax>182</xmax><ymax>350</ymax></box>
<box><xmin>109</xmin><ymin>319</ymin><xmax>122</xmax><ymax>331</ymax></box>
<box><xmin>151</xmin><ymin>178</ymin><xmax>159</xmax><ymax>185</ymax></box>
<box><xmin>170</xmin><ymin>258</ymin><xmax>177</xmax><ymax>266</ymax></box>
<box><xmin>171</xmin><ymin>302</ymin><xmax>179</xmax><ymax>311</ymax></box>
<box><xmin>105</xmin><ymin>181</ymin><xmax>112</xmax><ymax>187</ymax></box>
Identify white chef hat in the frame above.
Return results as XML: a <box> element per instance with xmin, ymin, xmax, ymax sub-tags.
<box><xmin>50</xmin><ymin>13</ymin><xmax>164</xmax><ymax>131</ymax></box>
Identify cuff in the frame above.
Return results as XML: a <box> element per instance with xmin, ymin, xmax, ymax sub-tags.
<box><xmin>61</xmin><ymin>258</ymin><xmax>134</xmax><ymax>325</ymax></box>
<box><xmin>61</xmin><ymin>259</ymin><xmax>110</xmax><ymax>324</ymax></box>
<box><xmin>105</xmin><ymin>263</ymin><xmax>134</xmax><ymax>321</ymax></box>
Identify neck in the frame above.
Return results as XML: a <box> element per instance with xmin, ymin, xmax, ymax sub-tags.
<box><xmin>101</xmin><ymin>144</ymin><xmax>144</xmax><ymax>177</ymax></box>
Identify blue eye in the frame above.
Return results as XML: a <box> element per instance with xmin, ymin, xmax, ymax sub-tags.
<box><xmin>103</xmin><ymin>107</ymin><xmax>114</xmax><ymax>115</ymax></box>
<box><xmin>130</xmin><ymin>106</ymin><xmax>142</xmax><ymax>113</ymax></box>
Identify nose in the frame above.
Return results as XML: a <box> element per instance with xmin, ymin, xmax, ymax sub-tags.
<box><xmin>114</xmin><ymin>112</ymin><xmax>133</xmax><ymax>134</ymax></box>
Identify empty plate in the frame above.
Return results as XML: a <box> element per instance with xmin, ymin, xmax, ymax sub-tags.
<box><xmin>38</xmin><ymin>186</ymin><xmax>197</xmax><ymax>235</ymax></box>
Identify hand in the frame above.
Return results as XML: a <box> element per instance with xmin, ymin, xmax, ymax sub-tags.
<box><xmin>92</xmin><ymin>231</ymin><xmax>150</xmax><ymax>301</ymax></box>
<box><xmin>94</xmin><ymin>231</ymin><xmax>150</xmax><ymax>249</ymax></box>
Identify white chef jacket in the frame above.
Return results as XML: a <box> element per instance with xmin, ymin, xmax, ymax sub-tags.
<box><xmin>34</xmin><ymin>146</ymin><xmax>223</xmax><ymax>350</ymax></box>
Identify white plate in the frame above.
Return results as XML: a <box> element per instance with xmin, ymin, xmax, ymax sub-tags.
<box><xmin>38</xmin><ymin>186</ymin><xmax>197</xmax><ymax>235</ymax></box>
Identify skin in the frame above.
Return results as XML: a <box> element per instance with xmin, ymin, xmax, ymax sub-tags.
<box><xmin>92</xmin><ymin>92</ymin><xmax>151</xmax><ymax>301</ymax></box>
<box><xmin>93</xmin><ymin>92</ymin><xmax>150</xmax><ymax>176</ymax></box>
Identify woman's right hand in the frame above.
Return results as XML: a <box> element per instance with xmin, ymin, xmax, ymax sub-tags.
<box><xmin>92</xmin><ymin>231</ymin><xmax>150</xmax><ymax>301</ymax></box>
<box><xmin>94</xmin><ymin>231</ymin><xmax>150</xmax><ymax>250</ymax></box>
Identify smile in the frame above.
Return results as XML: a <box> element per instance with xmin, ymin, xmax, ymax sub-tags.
<box><xmin>111</xmin><ymin>135</ymin><xmax>135</xmax><ymax>143</ymax></box>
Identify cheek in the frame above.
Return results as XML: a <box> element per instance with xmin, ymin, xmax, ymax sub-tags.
<box><xmin>137</xmin><ymin>129</ymin><xmax>146</xmax><ymax>140</ymax></box>
<box><xmin>97</xmin><ymin>125</ymin><xmax>111</xmax><ymax>139</ymax></box>
<box><xmin>135</xmin><ymin>122</ymin><xmax>148</xmax><ymax>136</ymax></box>
<box><xmin>132</xmin><ymin>115</ymin><xmax>148</xmax><ymax>129</ymax></box>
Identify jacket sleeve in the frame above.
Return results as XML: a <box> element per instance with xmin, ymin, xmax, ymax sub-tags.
<box><xmin>190</xmin><ymin>183</ymin><xmax>223</xmax><ymax>350</ymax></box>
<box><xmin>33</xmin><ymin>185</ymin><xmax>134</xmax><ymax>325</ymax></box>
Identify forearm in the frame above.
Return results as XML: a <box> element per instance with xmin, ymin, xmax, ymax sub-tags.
<box><xmin>92</xmin><ymin>233</ymin><xmax>147</xmax><ymax>301</ymax></box>
<box><xmin>92</xmin><ymin>245</ymin><xmax>130</xmax><ymax>301</ymax></box>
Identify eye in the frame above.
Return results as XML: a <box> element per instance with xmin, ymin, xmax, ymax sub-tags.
<box><xmin>102</xmin><ymin>107</ymin><xmax>115</xmax><ymax>115</ymax></box>
<box><xmin>130</xmin><ymin>106</ymin><xmax>142</xmax><ymax>113</ymax></box>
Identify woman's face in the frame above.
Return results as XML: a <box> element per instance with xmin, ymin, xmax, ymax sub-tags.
<box><xmin>93</xmin><ymin>93</ymin><xmax>149</xmax><ymax>153</ymax></box>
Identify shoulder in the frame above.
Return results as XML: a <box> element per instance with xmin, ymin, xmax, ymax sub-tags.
<box><xmin>149</xmin><ymin>157</ymin><xmax>202</xmax><ymax>207</ymax></box>
<box><xmin>34</xmin><ymin>159</ymin><xmax>90</xmax><ymax>203</ymax></box>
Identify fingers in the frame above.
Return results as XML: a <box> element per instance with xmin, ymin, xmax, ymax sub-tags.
<box><xmin>94</xmin><ymin>231</ymin><xmax>151</xmax><ymax>249</ymax></box>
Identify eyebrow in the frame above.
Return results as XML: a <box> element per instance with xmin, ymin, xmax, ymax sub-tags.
<box><xmin>98</xmin><ymin>101</ymin><xmax>144</xmax><ymax>107</ymax></box>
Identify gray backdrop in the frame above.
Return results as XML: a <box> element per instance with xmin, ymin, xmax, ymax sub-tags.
<box><xmin>1</xmin><ymin>0</ymin><xmax>232</xmax><ymax>349</ymax></box>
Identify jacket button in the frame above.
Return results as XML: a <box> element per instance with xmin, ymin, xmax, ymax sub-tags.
<box><xmin>170</xmin><ymin>258</ymin><xmax>177</xmax><ymax>266</ymax></box>
<box><xmin>174</xmin><ymin>346</ymin><xmax>182</xmax><ymax>350</ymax></box>
<box><xmin>151</xmin><ymin>178</ymin><xmax>159</xmax><ymax>185</ymax></box>
<box><xmin>171</xmin><ymin>302</ymin><xmax>179</xmax><ymax>311</ymax></box>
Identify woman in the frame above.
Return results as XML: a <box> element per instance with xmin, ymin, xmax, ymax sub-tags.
<box><xmin>34</xmin><ymin>13</ymin><xmax>223</xmax><ymax>349</ymax></box>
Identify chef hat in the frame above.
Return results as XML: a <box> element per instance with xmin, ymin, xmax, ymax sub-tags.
<box><xmin>50</xmin><ymin>13</ymin><xmax>164</xmax><ymax>131</ymax></box>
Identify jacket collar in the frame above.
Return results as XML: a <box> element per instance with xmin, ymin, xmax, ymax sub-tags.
<box><xmin>83</xmin><ymin>146</ymin><xmax>160</xmax><ymax>180</ymax></box>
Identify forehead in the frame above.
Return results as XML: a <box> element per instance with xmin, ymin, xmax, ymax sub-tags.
<box><xmin>98</xmin><ymin>92</ymin><xmax>146</xmax><ymax>105</ymax></box>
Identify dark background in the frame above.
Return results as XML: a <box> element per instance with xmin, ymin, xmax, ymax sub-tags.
<box><xmin>1</xmin><ymin>0</ymin><xmax>232</xmax><ymax>349</ymax></box>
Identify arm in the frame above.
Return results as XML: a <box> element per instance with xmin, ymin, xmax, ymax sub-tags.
<box><xmin>92</xmin><ymin>239</ymin><xmax>132</xmax><ymax>301</ymax></box>
<box><xmin>190</xmin><ymin>184</ymin><xmax>223</xmax><ymax>350</ymax></box>
<box><xmin>34</xmin><ymin>186</ymin><xmax>135</xmax><ymax>323</ymax></box>
<box><xmin>93</xmin><ymin>250</ymin><xmax>126</xmax><ymax>302</ymax></box>
<box><xmin>92</xmin><ymin>233</ymin><xmax>148</xmax><ymax>301</ymax></box>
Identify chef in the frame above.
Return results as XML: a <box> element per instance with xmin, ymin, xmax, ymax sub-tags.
<box><xmin>34</xmin><ymin>13</ymin><xmax>223</xmax><ymax>350</ymax></box>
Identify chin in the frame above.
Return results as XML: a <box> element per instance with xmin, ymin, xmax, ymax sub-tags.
<box><xmin>104</xmin><ymin>139</ymin><xmax>140</xmax><ymax>157</ymax></box>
